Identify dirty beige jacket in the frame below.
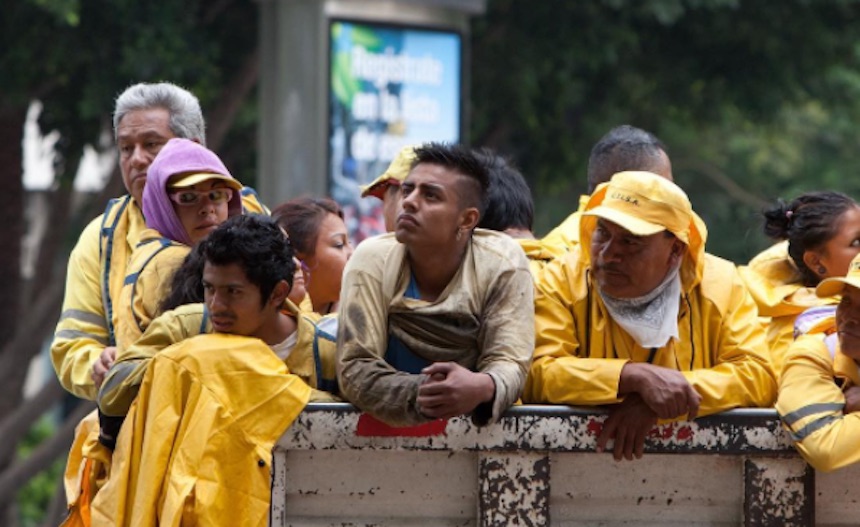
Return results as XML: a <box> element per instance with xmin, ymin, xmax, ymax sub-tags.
<box><xmin>336</xmin><ymin>230</ymin><xmax>534</xmax><ymax>427</ymax></box>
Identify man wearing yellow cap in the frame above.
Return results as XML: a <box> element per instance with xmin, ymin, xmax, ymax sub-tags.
<box><xmin>776</xmin><ymin>254</ymin><xmax>860</xmax><ymax>472</ymax></box>
<box><xmin>525</xmin><ymin>171</ymin><xmax>776</xmax><ymax>461</ymax></box>
<box><xmin>360</xmin><ymin>145</ymin><xmax>417</xmax><ymax>232</ymax></box>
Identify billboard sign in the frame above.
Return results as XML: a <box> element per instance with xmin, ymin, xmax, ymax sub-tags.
<box><xmin>329</xmin><ymin>20</ymin><xmax>462</xmax><ymax>240</ymax></box>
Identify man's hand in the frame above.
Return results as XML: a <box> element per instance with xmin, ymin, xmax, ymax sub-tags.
<box><xmin>619</xmin><ymin>362</ymin><xmax>701</xmax><ymax>420</ymax></box>
<box><xmin>417</xmin><ymin>362</ymin><xmax>495</xmax><ymax>419</ymax></box>
<box><xmin>596</xmin><ymin>394</ymin><xmax>658</xmax><ymax>461</ymax></box>
<box><xmin>844</xmin><ymin>386</ymin><xmax>860</xmax><ymax>414</ymax></box>
<box><xmin>91</xmin><ymin>346</ymin><xmax>117</xmax><ymax>389</ymax></box>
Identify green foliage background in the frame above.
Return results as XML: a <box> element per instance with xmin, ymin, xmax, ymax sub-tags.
<box><xmin>472</xmin><ymin>0</ymin><xmax>860</xmax><ymax>263</ymax></box>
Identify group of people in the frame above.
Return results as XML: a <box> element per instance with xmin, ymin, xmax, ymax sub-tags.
<box><xmin>49</xmin><ymin>81</ymin><xmax>860</xmax><ymax>525</ymax></box>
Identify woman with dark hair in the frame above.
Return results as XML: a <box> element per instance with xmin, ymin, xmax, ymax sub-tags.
<box><xmin>272</xmin><ymin>197</ymin><xmax>353</xmax><ymax>314</ymax></box>
<box><xmin>740</xmin><ymin>191</ymin><xmax>860</xmax><ymax>376</ymax></box>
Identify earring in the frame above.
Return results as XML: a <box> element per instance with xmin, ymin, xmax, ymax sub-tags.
<box><xmin>456</xmin><ymin>228</ymin><xmax>463</xmax><ymax>241</ymax></box>
<box><xmin>818</xmin><ymin>265</ymin><xmax>827</xmax><ymax>276</ymax></box>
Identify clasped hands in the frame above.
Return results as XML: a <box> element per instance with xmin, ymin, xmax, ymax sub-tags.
<box><xmin>597</xmin><ymin>362</ymin><xmax>702</xmax><ymax>461</ymax></box>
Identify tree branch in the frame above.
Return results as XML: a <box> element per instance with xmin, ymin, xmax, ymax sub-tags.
<box><xmin>0</xmin><ymin>400</ymin><xmax>94</xmax><ymax>504</ymax></box>
<box><xmin>206</xmin><ymin>46</ymin><xmax>260</xmax><ymax>152</ymax></box>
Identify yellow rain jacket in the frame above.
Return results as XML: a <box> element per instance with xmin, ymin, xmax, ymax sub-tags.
<box><xmin>738</xmin><ymin>241</ymin><xmax>836</xmax><ymax>377</ymax></box>
<box><xmin>100</xmin><ymin>300</ymin><xmax>339</xmax><ymax>417</ymax></box>
<box><xmin>90</xmin><ymin>333</ymin><xmax>310</xmax><ymax>527</ymax></box>
<box><xmin>776</xmin><ymin>325</ymin><xmax>860</xmax><ymax>472</ymax></box>
<box><xmin>115</xmin><ymin>229</ymin><xmax>189</xmax><ymax>351</ymax></box>
<box><xmin>540</xmin><ymin>195</ymin><xmax>590</xmax><ymax>249</ymax></box>
<box><xmin>51</xmin><ymin>190</ymin><xmax>268</xmax><ymax>400</ymax></box>
<box><xmin>517</xmin><ymin>238</ymin><xmax>567</xmax><ymax>278</ymax></box>
<box><xmin>61</xmin><ymin>410</ymin><xmax>111</xmax><ymax>527</ymax></box>
<box><xmin>525</xmin><ymin>197</ymin><xmax>776</xmax><ymax>416</ymax></box>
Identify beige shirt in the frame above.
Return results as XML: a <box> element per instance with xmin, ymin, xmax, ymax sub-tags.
<box><xmin>336</xmin><ymin>230</ymin><xmax>535</xmax><ymax>427</ymax></box>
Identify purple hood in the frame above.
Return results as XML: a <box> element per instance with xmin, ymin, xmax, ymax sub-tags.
<box><xmin>142</xmin><ymin>138</ymin><xmax>242</xmax><ymax>245</ymax></box>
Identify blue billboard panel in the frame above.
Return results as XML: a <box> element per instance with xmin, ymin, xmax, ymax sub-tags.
<box><xmin>329</xmin><ymin>20</ymin><xmax>462</xmax><ymax>240</ymax></box>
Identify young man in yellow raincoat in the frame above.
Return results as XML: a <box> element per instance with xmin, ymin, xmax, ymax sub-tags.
<box><xmin>777</xmin><ymin>254</ymin><xmax>860</xmax><ymax>472</ymax></box>
<box><xmin>525</xmin><ymin>171</ymin><xmax>776</xmax><ymax>461</ymax></box>
<box><xmin>62</xmin><ymin>215</ymin><xmax>318</xmax><ymax>527</ymax></box>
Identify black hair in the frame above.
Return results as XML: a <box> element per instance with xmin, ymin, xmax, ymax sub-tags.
<box><xmin>763</xmin><ymin>191</ymin><xmax>858</xmax><ymax>286</ymax></box>
<box><xmin>413</xmin><ymin>142</ymin><xmax>489</xmax><ymax>212</ymax></box>
<box><xmin>199</xmin><ymin>215</ymin><xmax>295</xmax><ymax>307</ymax></box>
<box><xmin>587</xmin><ymin>125</ymin><xmax>669</xmax><ymax>193</ymax></box>
<box><xmin>474</xmin><ymin>148</ymin><xmax>534</xmax><ymax>232</ymax></box>
<box><xmin>159</xmin><ymin>242</ymin><xmax>207</xmax><ymax>312</ymax></box>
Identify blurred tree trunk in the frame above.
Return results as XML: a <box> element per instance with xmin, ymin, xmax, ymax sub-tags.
<box><xmin>0</xmin><ymin>105</ymin><xmax>26</xmax><ymax>519</ymax></box>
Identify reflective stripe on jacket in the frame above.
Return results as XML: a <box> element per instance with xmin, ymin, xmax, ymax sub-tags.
<box><xmin>777</xmin><ymin>331</ymin><xmax>860</xmax><ymax>472</ymax></box>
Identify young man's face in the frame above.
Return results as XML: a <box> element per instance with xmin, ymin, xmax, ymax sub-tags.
<box><xmin>395</xmin><ymin>163</ymin><xmax>474</xmax><ymax>249</ymax></box>
<box><xmin>202</xmin><ymin>261</ymin><xmax>270</xmax><ymax>337</ymax></box>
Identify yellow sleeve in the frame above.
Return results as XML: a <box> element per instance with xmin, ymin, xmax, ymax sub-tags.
<box><xmin>99</xmin><ymin>305</ymin><xmax>203</xmax><ymax>416</ymax></box>
<box><xmin>524</xmin><ymin>254</ymin><xmax>628</xmax><ymax>405</ymax></box>
<box><xmin>776</xmin><ymin>336</ymin><xmax>860</xmax><ymax>472</ymax></box>
<box><xmin>681</xmin><ymin>267</ymin><xmax>777</xmax><ymax>415</ymax></box>
<box><xmin>51</xmin><ymin>216</ymin><xmax>108</xmax><ymax>400</ymax></box>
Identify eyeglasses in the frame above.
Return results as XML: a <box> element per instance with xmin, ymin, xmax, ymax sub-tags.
<box><xmin>168</xmin><ymin>188</ymin><xmax>234</xmax><ymax>207</ymax></box>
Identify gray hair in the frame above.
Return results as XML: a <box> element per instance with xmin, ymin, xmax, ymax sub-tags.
<box><xmin>113</xmin><ymin>82</ymin><xmax>206</xmax><ymax>145</ymax></box>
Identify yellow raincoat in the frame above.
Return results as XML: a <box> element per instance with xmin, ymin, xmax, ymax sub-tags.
<box><xmin>524</xmin><ymin>190</ymin><xmax>776</xmax><ymax>416</ymax></box>
<box><xmin>100</xmin><ymin>300</ymin><xmax>339</xmax><ymax>417</ymax></box>
<box><xmin>90</xmin><ymin>333</ymin><xmax>310</xmax><ymax>526</ymax></box>
<box><xmin>61</xmin><ymin>411</ymin><xmax>111</xmax><ymax>527</ymax></box>
<box><xmin>540</xmin><ymin>195</ymin><xmax>590</xmax><ymax>248</ymax></box>
<box><xmin>776</xmin><ymin>323</ymin><xmax>860</xmax><ymax>472</ymax></box>
<box><xmin>516</xmin><ymin>238</ymin><xmax>567</xmax><ymax>278</ymax></box>
<box><xmin>738</xmin><ymin>241</ymin><xmax>837</xmax><ymax>377</ymax></box>
<box><xmin>51</xmin><ymin>190</ymin><xmax>268</xmax><ymax>400</ymax></box>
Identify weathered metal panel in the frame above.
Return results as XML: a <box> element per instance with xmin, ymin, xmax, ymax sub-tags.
<box><xmin>816</xmin><ymin>463</ymin><xmax>860</xmax><ymax>526</ymax></box>
<box><xmin>277</xmin><ymin>404</ymin><xmax>794</xmax><ymax>454</ymax></box>
<box><xmin>272</xmin><ymin>404</ymin><xmax>860</xmax><ymax>525</ymax></box>
<box><xmin>478</xmin><ymin>452</ymin><xmax>549</xmax><ymax>526</ymax></box>
<box><xmin>743</xmin><ymin>457</ymin><xmax>813</xmax><ymax>526</ymax></box>
<box><xmin>551</xmin><ymin>453</ymin><xmax>743</xmax><ymax>525</ymax></box>
<box><xmin>279</xmin><ymin>449</ymin><xmax>477</xmax><ymax>526</ymax></box>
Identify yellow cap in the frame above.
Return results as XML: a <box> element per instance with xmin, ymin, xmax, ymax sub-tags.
<box><xmin>168</xmin><ymin>172</ymin><xmax>242</xmax><ymax>191</ymax></box>
<box><xmin>583</xmin><ymin>171</ymin><xmax>696</xmax><ymax>244</ymax></box>
<box><xmin>816</xmin><ymin>253</ymin><xmax>860</xmax><ymax>298</ymax></box>
<box><xmin>360</xmin><ymin>146</ymin><xmax>418</xmax><ymax>199</ymax></box>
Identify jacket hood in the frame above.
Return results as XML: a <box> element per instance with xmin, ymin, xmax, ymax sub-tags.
<box><xmin>738</xmin><ymin>241</ymin><xmax>831</xmax><ymax>317</ymax></box>
<box><xmin>142</xmin><ymin>138</ymin><xmax>242</xmax><ymax>246</ymax></box>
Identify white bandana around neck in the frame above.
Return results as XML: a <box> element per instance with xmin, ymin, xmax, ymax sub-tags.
<box><xmin>598</xmin><ymin>264</ymin><xmax>682</xmax><ymax>349</ymax></box>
